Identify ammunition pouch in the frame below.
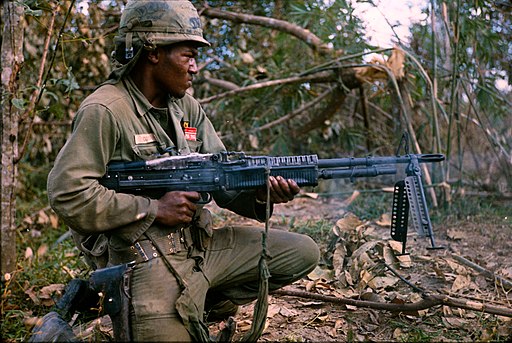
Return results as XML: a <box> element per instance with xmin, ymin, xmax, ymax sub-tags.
<box><xmin>71</xmin><ymin>230</ymin><xmax>109</xmax><ymax>270</ymax></box>
<box><xmin>191</xmin><ymin>208</ymin><xmax>213</xmax><ymax>251</ymax></box>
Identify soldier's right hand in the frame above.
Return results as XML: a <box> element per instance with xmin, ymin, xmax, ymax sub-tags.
<box><xmin>155</xmin><ymin>191</ymin><xmax>201</xmax><ymax>227</ymax></box>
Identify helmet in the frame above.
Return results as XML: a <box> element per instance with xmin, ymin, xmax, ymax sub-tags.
<box><xmin>115</xmin><ymin>0</ymin><xmax>210</xmax><ymax>61</ymax></box>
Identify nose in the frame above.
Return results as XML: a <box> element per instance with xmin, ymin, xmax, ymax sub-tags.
<box><xmin>189</xmin><ymin>58</ymin><xmax>198</xmax><ymax>74</ymax></box>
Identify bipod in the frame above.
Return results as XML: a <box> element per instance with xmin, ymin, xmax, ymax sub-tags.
<box><xmin>390</xmin><ymin>134</ymin><xmax>444</xmax><ymax>255</ymax></box>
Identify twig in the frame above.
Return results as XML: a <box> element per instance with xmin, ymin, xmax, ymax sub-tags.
<box><xmin>451</xmin><ymin>254</ymin><xmax>512</xmax><ymax>291</ymax></box>
<box><xmin>272</xmin><ymin>289</ymin><xmax>512</xmax><ymax>317</ymax></box>
<box><xmin>16</xmin><ymin>2</ymin><xmax>58</xmax><ymax>162</ymax></box>
<box><xmin>443</xmin><ymin>290</ymin><xmax>510</xmax><ymax>306</ymax></box>
<box><xmin>253</xmin><ymin>87</ymin><xmax>335</xmax><ymax>132</ymax></box>
<box><xmin>381</xmin><ymin>261</ymin><xmax>427</xmax><ymax>295</ymax></box>
<box><xmin>16</xmin><ymin>0</ymin><xmax>77</xmax><ymax>163</ymax></box>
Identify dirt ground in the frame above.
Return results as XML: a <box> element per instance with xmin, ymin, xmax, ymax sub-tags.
<box><xmin>66</xmin><ymin>194</ymin><xmax>511</xmax><ymax>342</ymax></box>
<box><xmin>205</xmin><ymin>195</ymin><xmax>512</xmax><ymax>342</ymax></box>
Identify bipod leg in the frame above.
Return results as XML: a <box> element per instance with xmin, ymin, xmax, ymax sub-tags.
<box><xmin>390</xmin><ymin>180</ymin><xmax>410</xmax><ymax>255</ymax></box>
<box><xmin>404</xmin><ymin>175</ymin><xmax>444</xmax><ymax>250</ymax></box>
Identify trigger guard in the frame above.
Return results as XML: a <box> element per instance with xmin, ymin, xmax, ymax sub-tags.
<box><xmin>197</xmin><ymin>192</ymin><xmax>212</xmax><ymax>204</ymax></box>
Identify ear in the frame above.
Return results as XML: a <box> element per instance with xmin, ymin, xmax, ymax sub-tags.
<box><xmin>146</xmin><ymin>48</ymin><xmax>160</xmax><ymax>64</ymax></box>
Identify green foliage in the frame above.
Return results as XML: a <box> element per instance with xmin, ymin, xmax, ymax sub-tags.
<box><xmin>433</xmin><ymin>194</ymin><xmax>511</xmax><ymax>225</ymax></box>
<box><xmin>287</xmin><ymin>217</ymin><xmax>333</xmax><ymax>243</ymax></box>
<box><xmin>1</xmin><ymin>218</ymin><xmax>90</xmax><ymax>341</ymax></box>
<box><xmin>192</xmin><ymin>0</ymin><xmax>372</xmax><ymax>153</ymax></box>
<box><xmin>18</xmin><ymin>0</ymin><xmax>119</xmax><ymax>165</ymax></box>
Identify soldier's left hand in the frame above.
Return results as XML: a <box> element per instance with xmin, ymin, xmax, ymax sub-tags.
<box><xmin>256</xmin><ymin>176</ymin><xmax>300</xmax><ymax>204</ymax></box>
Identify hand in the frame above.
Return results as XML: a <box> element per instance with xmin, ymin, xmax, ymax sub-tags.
<box><xmin>255</xmin><ymin>176</ymin><xmax>300</xmax><ymax>204</ymax></box>
<box><xmin>155</xmin><ymin>191</ymin><xmax>201</xmax><ymax>227</ymax></box>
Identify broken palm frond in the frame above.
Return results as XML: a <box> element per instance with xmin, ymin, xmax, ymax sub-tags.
<box><xmin>353</xmin><ymin>47</ymin><xmax>405</xmax><ymax>84</ymax></box>
<box><xmin>272</xmin><ymin>288</ymin><xmax>512</xmax><ymax>318</ymax></box>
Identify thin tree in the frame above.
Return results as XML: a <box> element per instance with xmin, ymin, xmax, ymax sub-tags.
<box><xmin>1</xmin><ymin>1</ymin><xmax>24</xmax><ymax>274</ymax></box>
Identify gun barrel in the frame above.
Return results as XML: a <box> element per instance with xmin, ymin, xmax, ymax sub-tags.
<box><xmin>317</xmin><ymin>153</ymin><xmax>444</xmax><ymax>168</ymax></box>
<box><xmin>319</xmin><ymin>165</ymin><xmax>397</xmax><ymax>180</ymax></box>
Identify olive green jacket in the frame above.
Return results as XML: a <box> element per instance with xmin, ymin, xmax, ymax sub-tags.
<box><xmin>48</xmin><ymin>77</ymin><xmax>267</xmax><ymax>245</ymax></box>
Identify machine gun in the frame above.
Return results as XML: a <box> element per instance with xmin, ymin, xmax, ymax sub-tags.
<box><xmin>99</xmin><ymin>151</ymin><xmax>445</xmax><ymax>253</ymax></box>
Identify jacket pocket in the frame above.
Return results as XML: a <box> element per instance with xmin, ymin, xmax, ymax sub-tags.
<box><xmin>132</xmin><ymin>141</ymin><xmax>163</xmax><ymax>160</ymax></box>
<box><xmin>79</xmin><ymin>233</ymin><xmax>109</xmax><ymax>269</ymax></box>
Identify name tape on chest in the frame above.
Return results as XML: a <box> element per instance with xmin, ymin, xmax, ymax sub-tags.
<box><xmin>135</xmin><ymin>133</ymin><xmax>157</xmax><ymax>144</ymax></box>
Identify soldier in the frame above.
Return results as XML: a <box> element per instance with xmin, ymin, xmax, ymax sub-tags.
<box><xmin>47</xmin><ymin>0</ymin><xmax>320</xmax><ymax>341</ymax></box>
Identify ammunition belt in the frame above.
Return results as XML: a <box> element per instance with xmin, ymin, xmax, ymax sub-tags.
<box><xmin>109</xmin><ymin>226</ymin><xmax>193</xmax><ymax>265</ymax></box>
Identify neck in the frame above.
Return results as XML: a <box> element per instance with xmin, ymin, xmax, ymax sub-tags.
<box><xmin>129</xmin><ymin>65</ymin><xmax>167</xmax><ymax>108</ymax></box>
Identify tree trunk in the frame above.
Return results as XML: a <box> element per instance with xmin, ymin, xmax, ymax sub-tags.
<box><xmin>1</xmin><ymin>1</ymin><xmax>24</xmax><ymax>275</ymax></box>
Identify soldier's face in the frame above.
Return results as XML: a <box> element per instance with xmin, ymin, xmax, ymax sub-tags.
<box><xmin>156</xmin><ymin>42</ymin><xmax>199</xmax><ymax>98</ymax></box>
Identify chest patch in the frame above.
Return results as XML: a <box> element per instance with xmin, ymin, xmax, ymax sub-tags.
<box><xmin>134</xmin><ymin>133</ymin><xmax>157</xmax><ymax>144</ymax></box>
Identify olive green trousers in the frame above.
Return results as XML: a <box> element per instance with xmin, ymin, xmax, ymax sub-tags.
<box><xmin>129</xmin><ymin>226</ymin><xmax>320</xmax><ymax>342</ymax></box>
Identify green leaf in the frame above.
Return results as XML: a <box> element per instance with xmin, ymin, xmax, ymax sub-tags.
<box><xmin>11</xmin><ymin>98</ymin><xmax>26</xmax><ymax>110</ymax></box>
<box><xmin>44</xmin><ymin>91</ymin><xmax>59</xmax><ymax>103</ymax></box>
<box><xmin>25</xmin><ymin>8</ymin><xmax>43</xmax><ymax>17</ymax></box>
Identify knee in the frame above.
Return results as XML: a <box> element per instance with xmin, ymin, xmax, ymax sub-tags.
<box><xmin>275</xmin><ymin>233</ymin><xmax>319</xmax><ymax>285</ymax></box>
<box><xmin>296</xmin><ymin>234</ymin><xmax>320</xmax><ymax>270</ymax></box>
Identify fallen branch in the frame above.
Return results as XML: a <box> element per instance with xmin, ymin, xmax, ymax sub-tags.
<box><xmin>452</xmin><ymin>254</ymin><xmax>512</xmax><ymax>291</ymax></box>
<box><xmin>272</xmin><ymin>289</ymin><xmax>512</xmax><ymax>318</ymax></box>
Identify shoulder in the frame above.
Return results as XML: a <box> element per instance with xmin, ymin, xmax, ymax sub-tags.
<box><xmin>76</xmin><ymin>83</ymin><xmax>136</xmax><ymax>122</ymax></box>
<box><xmin>81</xmin><ymin>83</ymin><xmax>130</xmax><ymax>110</ymax></box>
<box><xmin>73</xmin><ymin>83</ymin><xmax>134</xmax><ymax>129</ymax></box>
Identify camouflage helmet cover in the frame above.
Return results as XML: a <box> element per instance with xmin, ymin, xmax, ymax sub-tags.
<box><xmin>116</xmin><ymin>0</ymin><xmax>210</xmax><ymax>60</ymax></box>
